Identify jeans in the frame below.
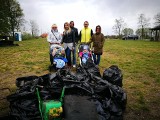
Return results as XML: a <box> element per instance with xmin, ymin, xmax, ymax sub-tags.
<box><xmin>72</xmin><ymin>46</ymin><xmax>76</xmax><ymax>65</ymax></box>
<box><xmin>50</xmin><ymin>53</ymin><xmax>53</xmax><ymax>65</ymax></box>
<box><xmin>49</xmin><ymin>48</ymin><xmax>53</xmax><ymax>65</ymax></box>
<box><xmin>93</xmin><ymin>54</ymin><xmax>101</xmax><ymax>65</ymax></box>
<box><xmin>65</xmin><ymin>47</ymin><xmax>72</xmax><ymax>66</ymax></box>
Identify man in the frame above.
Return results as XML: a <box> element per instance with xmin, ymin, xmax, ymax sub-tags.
<box><xmin>79</xmin><ymin>21</ymin><xmax>93</xmax><ymax>44</ymax></box>
<box><xmin>70</xmin><ymin>21</ymin><xmax>78</xmax><ymax>67</ymax></box>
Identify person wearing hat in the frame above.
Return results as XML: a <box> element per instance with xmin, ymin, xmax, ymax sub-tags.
<box><xmin>47</xmin><ymin>24</ymin><xmax>62</xmax><ymax>65</ymax></box>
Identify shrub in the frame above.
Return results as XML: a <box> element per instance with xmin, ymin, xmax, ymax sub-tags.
<box><xmin>22</xmin><ymin>32</ymin><xmax>33</xmax><ymax>40</ymax></box>
<box><xmin>40</xmin><ymin>33</ymin><xmax>48</xmax><ymax>38</ymax></box>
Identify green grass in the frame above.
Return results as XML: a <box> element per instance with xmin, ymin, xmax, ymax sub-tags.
<box><xmin>0</xmin><ymin>38</ymin><xmax>160</xmax><ymax>119</ymax></box>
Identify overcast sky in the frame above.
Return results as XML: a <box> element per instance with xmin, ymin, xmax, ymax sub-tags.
<box><xmin>18</xmin><ymin>0</ymin><xmax>160</xmax><ymax>35</ymax></box>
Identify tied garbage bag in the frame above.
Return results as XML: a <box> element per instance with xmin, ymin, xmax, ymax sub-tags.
<box><xmin>7</xmin><ymin>76</ymin><xmax>45</xmax><ymax>120</ymax></box>
<box><xmin>103</xmin><ymin>65</ymin><xmax>123</xmax><ymax>87</ymax></box>
<box><xmin>92</xmin><ymin>75</ymin><xmax>127</xmax><ymax>112</ymax></box>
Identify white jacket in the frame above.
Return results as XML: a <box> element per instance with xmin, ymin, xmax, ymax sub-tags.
<box><xmin>47</xmin><ymin>30</ymin><xmax>62</xmax><ymax>45</ymax></box>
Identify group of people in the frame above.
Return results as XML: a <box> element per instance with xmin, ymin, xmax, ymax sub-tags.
<box><xmin>47</xmin><ymin>21</ymin><xmax>105</xmax><ymax>68</ymax></box>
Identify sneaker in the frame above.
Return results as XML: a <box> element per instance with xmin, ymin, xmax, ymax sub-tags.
<box><xmin>95</xmin><ymin>65</ymin><xmax>99</xmax><ymax>68</ymax></box>
<box><xmin>73</xmin><ymin>65</ymin><xmax>76</xmax><ymax>68</ymax></box>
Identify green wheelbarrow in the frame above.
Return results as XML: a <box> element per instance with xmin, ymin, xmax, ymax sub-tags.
<box><xmin>36</xmin><ymin>86</ymin><xmax>65</xmax><ymax>120</ymax></box>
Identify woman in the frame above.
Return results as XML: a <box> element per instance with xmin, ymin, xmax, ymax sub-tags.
<box><xmin>89</xmin><ymin>25</ymin><xmax>105</xmax><ymax>65</ymax></box>
<box><xmin>62</xmin><ymin>22</ymin><xmax>75</xmax><ymax>67</ymax></box>
<box><xmin>47</xmin><ymin>24</ymin><xmax>62</xmax><ymax>65</ymax></box>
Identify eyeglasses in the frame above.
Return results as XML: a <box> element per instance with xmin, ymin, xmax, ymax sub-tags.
<box><xmin>52</xmin><ymin>27</ymin><xmax>57</xmax><ymax>28</ymax></box>
<box><xmin>84</xmin><ymin>24</ymin><xmax>88</xmax><ymax>25</ymax></box>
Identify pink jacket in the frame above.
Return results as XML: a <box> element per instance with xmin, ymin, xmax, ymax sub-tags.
<box><xmin>79</xmin><ymin>52</ymin><xmax>91</xmax><ymax>57</ymax></box>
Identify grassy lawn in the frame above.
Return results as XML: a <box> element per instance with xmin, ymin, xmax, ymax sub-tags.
<box><xmin>0</xmin><ymin>38</ymin><xmax>160</xmax><ymax>119</ymax></box>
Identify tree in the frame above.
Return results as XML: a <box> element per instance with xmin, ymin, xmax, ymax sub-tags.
<box><xmin>15</xmin><ymin>17</ymin><xmax>26</xmax><ymax>32</ymax></box>
<box><xmin>0</xmin><ymin>0</ymin><xmax>10</xmax><ymax>35</ymax></box>
<box><xmin>122</xmin><ymin>28</ymin><xmax>134</xmax><ymax>36</ymax></box>
<box><xmin>29</xmin><ymin>20</ymin><xmax>39</xmax><ymax>37</ymax></box>
<box><xmin>136</xmin><ymin>28</ymin><xmax>151</xmax><ymax>39</ymax></box>
<box><xmin>154</xmin><ymin>13</ymin><xmax>160</xmax><ymax>26</ymax></box>
<box><xmin>138</xmin><ymin>14</ymin><xmax>150</xmax><ymax>40</ymax></box>
<box><xmin>0</xmin><ymin>0</ymin><xmax>24</xmax><ymax>40</ymax></box>
<box><xmin>113</xmin><ymin>18</ymin><xmax>126</xmax><ymax>38</ymax></box>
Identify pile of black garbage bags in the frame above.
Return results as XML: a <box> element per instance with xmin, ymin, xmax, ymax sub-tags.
<box><xmin>6</xmin><ymin>59</ymin><xmax>127</xmax><ymax>120</ymax></box>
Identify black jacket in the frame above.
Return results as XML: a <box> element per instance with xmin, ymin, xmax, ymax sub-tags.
<box><xmin>62</xmin><ymin>30</ymin><xmax>75</xmax><ymax>46</ymax></box>
<box><xmin>71</xmin><ymin>27</ymin><xmax>78</xmax><ymax>43</ymax></box>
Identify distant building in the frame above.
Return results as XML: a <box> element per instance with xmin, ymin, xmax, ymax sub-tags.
<box><xmin>150</xmin><ymin>25</ymin><xmax>160</xmax><ymax>41</ymax></box>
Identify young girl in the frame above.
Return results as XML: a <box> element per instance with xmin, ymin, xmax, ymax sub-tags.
<box><xmin>51</xmin><ymin>45</ymin><xmax>65</xmax><ymax>57</ymax></box>
<box><xmin>79</xmin><ymin>45</ymin><xmax>91</xmax><ymax>64</ymax></box>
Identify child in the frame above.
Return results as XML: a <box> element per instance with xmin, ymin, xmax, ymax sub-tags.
<box><xmin>51</xmin><ymin>45</ymin><xmax>65</xmax><ymax>57</ymax></box>
<box><xmin>79</xmin><ymin>45</ymin><xmax>91</xmax><ymax>64</ymax></box>
<box><xmin>51</xmin><ymin>45</ymin><xmax>67</xmax><ymax>68</ymax></box>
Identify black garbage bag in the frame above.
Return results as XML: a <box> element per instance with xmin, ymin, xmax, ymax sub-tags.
<box><xmin>76</xmin><ymin>65</ymin><xmax>90</xmax><ymax>82</ymax></box>
<box><xmin>81</xmin><ymin>58</ymin><xmax>95</xmax><ymax>68</ymax></box>
<box><xmin>6</xmin><ymin>76</ymin><xmax>44</xmax><ymax>120</ymax></box>
<box><xmin>95</xmin><ymin>100</ymin><xmax>111</xmax><ymax>120</ymax></box>
<box><xmin>39</xmin><ymin>74</ymin><xmax>50</xmax><ymax>87</ymax></box>
<box><xmin>16</xmin><ymin>76</ymin><xmax>40</xmax><ymax>88</ymax></box>
<box><xmin>7</xmin><ymin>93</ymin><xmax>40</xmax><ymax>120</ymax></box>
<box><xmin>87</xmin><ymin>66</ymin><xmax>101</xmax><ymax>78</ymax></box>
<box><xmin>64</xmin><ymin>95</ymin><xmax>99</xmax><ymax>120</ymax></box>
<box><xmin>102</xmin><ymin>97</ymin><xmax>124</xmax><ymax>119</ymax></box>
<box><xmin>6</xmin><ymin>65</ymin><xmax>127</xmax><ymax>120</ymax></box>
<box><xmin>109</xmin><ymin>84</ymin><xmax>127</xmax><ymax>111</ymax></box>
<box><xmin>56</xmin><ymin>68</ymin><xmax>78</xmax><ymax>81</ymax></box>
<box><xmin>90</xmin><ymin>75</ymin><xmax>127</xmax><ymax>119</ymax></box>
<box><xmin>103</xmin><ymin>65</ymin><xmax>123</xmax><ymax>87</ymax></box>
<box><xmin>85</xmin><ymin>58</ymin><xmax>101</xmax><ymax>77</ymax></box>
<box><xmin>79</xmin><ymin>58</ymin><xmax>101</xmax><ymax>78</ymax></box>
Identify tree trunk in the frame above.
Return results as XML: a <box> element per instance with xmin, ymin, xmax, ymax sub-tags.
<box><xmin>141</xmin><ymin>25</ymin><xmax>144</xmax><ymax>40</ymax></box>
<box><xmin>155</xmin><ymin>30</ymin><xmax>158</xmax><ymax>41</ymax></box>
<box><xmin>118</xmin><ymin>28</ymin><xmax>121</xmax><ymax>39</ymax></box>
<box><xmin>158</xmin><ymin>30</ymin><xmax>160</xmax><ymax>41</ymax></box>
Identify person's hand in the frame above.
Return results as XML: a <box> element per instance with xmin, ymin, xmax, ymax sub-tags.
<box><xmin>51</xmin><ymin>42</ymin><xmax>56</xmax><ymax>44</ymax></box>
<box><xmin>75</xmin><ymin>42</ymin><xmax>79</xmax><ymax>46</ymax></box>
<box><xmin>72</xmin><ymin>47</ymin><xmax>75</xmax><ymax>50</ymax></box>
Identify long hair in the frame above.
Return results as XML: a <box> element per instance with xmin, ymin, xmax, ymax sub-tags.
<box><xmin>96</xmin><ymin>25</ymin><xmax>101</xmax><ymax>33</ymax></box>
<box><xmin>63</xmin><ymin>22</ymin><xmax>71</xmax><ymax>35</ymax></box>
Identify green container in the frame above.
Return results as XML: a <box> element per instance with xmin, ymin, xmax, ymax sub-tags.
<box><xmin>42</xmin><ymin>100</ymin><xmax>62</xmax><ymax>120</ymax></box>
